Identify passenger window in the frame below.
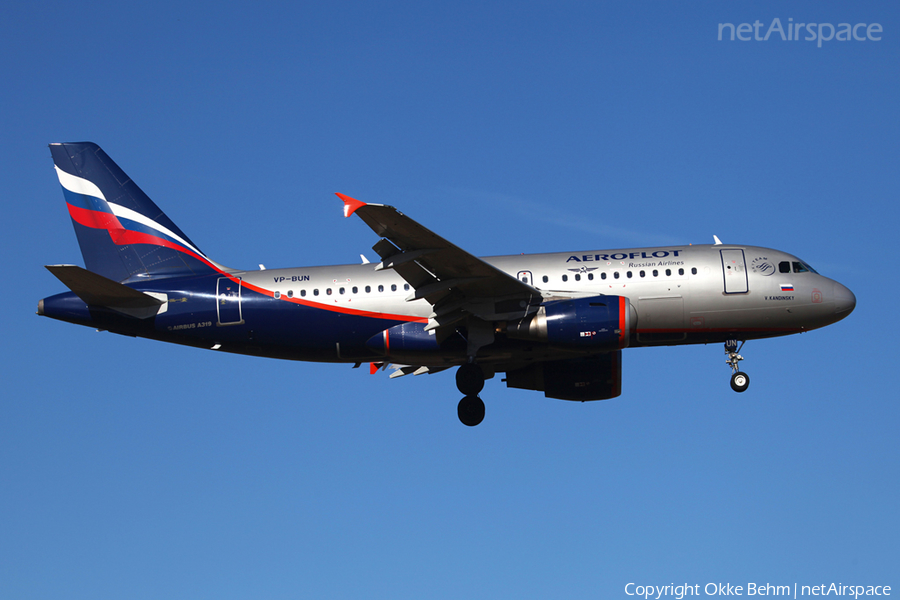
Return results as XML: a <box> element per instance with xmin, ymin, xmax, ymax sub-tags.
<box><xmin>792</xmin><ymin>262</ymin><xmax>809</xmax><ymax>273</ymax></box>
<box><xmin>352</xmin><ymin>286</ymin><xmax>358</xmax><ymax>294</ymax></box>
<box><xmin>313</xmin><ymin>289</ymin><xmax>319</xmax><ymax>296</ymax></box>
<box><xmin>627</xmin><ymin>271</ymin><xmax>633</xmax><ymax>278</ymax></box>
<box><xmin>575</xmin><ymin>274</ymin><xmax>581</xmax><ymax>281</ymax></box>
<box><xmin>779</xmin><ymin>261</ymin><xmax>791</xmax><ymax>274</ymax></box>
<box><xmin>391</xmin><ymin>284</ymin><xmax>397</xmax><ymax>292</ymax></box>
<box><xmin>365</xmin><ymin>285</ymin><xmax>371</xmax><ymax>293</ymax></box>
<box><xmin>274</xmin><ymin>291</ymin><xmax>281</xmax><ymax>299</ymax></box>
<box><xmin>339</xmin><ymin>287</ymin><xmax>345</xmax><ymax>295</ymax></box>
<box><xmin>562</xmin><ymin>274</ymin><xmax>568</xmax><ymax>282</ymax></box>
<box><xmin>678</xmin><ymin>268</ymin><xmax>684</xmax><ymax>276</ymax></box>
<box><xmin>666</xmin><ymin>269</ymin><xmax>672</xmax><ymax>276</ymax></box>
<box><xmin>614</xmin><ymin>271</ymin><xmax>620</xmax><ymax>279</ymax></box>
<box><xmin>300</xmin><ymin>290</ymin><xmax>306</xmax><ymax>297</ymax></box>
<box><xmin>691</xmin><ymin>267</ymin><xmax>697</xmax><ymax>275</ymax></box>
<box><xmin>287</xmin><ymin>290</ymin><xmax>293</xmax><ymax>298</ymax></box>
<box><xmin>404</xmin><ymin>284</ymin><xmax>410</xmax><ymax>291</ymax></box>
<box><xmin>326</xmin><ymin>288</ymin><xmax>332</xmax><ymax>295</ymax></box>
<box><xmin>653</xmin><ymin>270</ymin><xmax>658</xmax><ymax>277</ymax></box>
<box><xmin>588</xmin><ymin>273</ymin><xmax>593</xmax><ymax>281</ymax></box>
<box><xmin>542</xmin><ymin>275</ymin><xmax>548</xmax><ymax>283</ymax></box>
<box><xmin>601</xmin><ymin>272</ymin><xmax>607</xmax><ymax>280</ymax></box>
<box><xmin>639</xmin><ymin>270</ymin><xmax>645</xmax><ymax>278</ymax></box>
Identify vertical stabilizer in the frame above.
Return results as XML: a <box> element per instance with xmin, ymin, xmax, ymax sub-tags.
<box><xmin>49</xmin><ymin>142</ymin><xmax>225</xmax><ymax>282</ymax></box>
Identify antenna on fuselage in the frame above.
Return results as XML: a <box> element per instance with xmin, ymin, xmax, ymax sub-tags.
<box><xmin>713</xmin><ymin>235</ymin><xmax>723</xmax><ymax>245</ymax></box>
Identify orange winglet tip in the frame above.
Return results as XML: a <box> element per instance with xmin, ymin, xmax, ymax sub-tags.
<box><xmin>336</xmin><ymin>193</ymin><xmax>366</xmax><ymax>218</ymax></box>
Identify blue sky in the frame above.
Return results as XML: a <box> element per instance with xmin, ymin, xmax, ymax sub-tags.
<box><xmin>2</xmin><ymin>1</ymin><xmax>898</xmax><ymax>598</ymax></box>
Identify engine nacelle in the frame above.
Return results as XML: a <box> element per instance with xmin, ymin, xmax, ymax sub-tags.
<box><xmin>506</xmin><ymin>296</ymin><xmax>634</xmax><ymax>350</ymax></box>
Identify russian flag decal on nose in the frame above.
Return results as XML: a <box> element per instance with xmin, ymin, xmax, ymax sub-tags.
<box><xmin>780</xmin><ymin>283</ymin><xmax>794</xmax><ymax>292</ymax></box>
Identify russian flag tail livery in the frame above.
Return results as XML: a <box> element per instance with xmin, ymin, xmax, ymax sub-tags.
<box><xmin>49</xmin><ymin>142</ymin><xmax>226</xmax><ymax>283</ymax></box>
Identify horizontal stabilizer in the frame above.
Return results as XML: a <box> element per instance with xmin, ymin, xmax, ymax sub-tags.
<box><xmin>45</xmin><ymin>265</ymin><xmax>164</xmax><ymax>309</ymax></box>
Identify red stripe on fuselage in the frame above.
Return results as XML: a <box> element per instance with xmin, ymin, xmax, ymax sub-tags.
<box><xmin>66</xmin><ymin>202</ymin><xmax>433</xmax><ymax>325</ymax></box>
<box><xmin>635</xmin><ymin>327</ymin><xmax>805</xmax><ymax>334</ymax></box>
<box><xmin>238</xmin><ymin>278</ymin><xmax>428</xmax><ymax>323</ymax></box>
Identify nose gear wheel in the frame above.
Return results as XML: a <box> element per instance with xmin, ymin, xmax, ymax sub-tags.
<box><xmin>725</xmin><ymin>340</ymin><xmax>750</xmax><ymax>393</ymax></box>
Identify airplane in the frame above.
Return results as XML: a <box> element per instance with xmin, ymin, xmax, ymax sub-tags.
<box><xmin>38</xmin><ymin>142</ymin><xmax>856</xmax><ymax>426</ymax></box>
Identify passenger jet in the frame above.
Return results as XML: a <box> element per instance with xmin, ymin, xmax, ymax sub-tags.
<box><xmin>38</xmin><ymin>143</ymin><xmax>856</xmax><ymax>425</ymax></box>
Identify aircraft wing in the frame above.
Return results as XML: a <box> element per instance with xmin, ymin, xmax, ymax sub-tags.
<box><xmin>337</xmin><ymin>193</ymin><xmax>542</xmax><ymax>329</ymax></box>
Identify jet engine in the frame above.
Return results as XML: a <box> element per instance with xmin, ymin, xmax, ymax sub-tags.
<box><xmin>505</xmin><ymin>296</ymin><xmax>634</xmax><ymax>350</ymax></box>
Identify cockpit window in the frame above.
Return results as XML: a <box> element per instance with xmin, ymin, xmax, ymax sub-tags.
<box><xmin>792</xmin><ymin>261</ymin><xmax>818</xmax><ymax>274</ymax></box>
<box><xmin>779</xmin><ymin>261</ymin><xmax>791</xmax><ymax>274</ymax></box>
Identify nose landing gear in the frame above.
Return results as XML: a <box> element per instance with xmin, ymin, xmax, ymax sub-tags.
<box><xmin>456</xmin><ymin>363</ymin><xmax>486</xmax><ymax>426</ymax></box>
<box><xmin>725</xmin><ymin>339</ymin><xmax>750</xmax><ymax>393</ymax></box>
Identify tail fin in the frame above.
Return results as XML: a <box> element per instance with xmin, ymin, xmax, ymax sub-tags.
<box><xmin>49</xmin><ymin>142</ymin><xmax>227</xmax><ymax>282</ymax></box>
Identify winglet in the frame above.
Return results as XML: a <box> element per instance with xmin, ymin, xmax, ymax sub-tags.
<box><xmin>336</xmin><ymin>193</ymin><xmax>367</xmax><ymax>218</ymax></box>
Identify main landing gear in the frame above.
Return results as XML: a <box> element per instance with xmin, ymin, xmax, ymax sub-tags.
<box><xmin>725</xmin><ymin>339</ymin><xmax>750</xmax><ymax>393</ymax></box>
<box><xmin>456</xmin><ymin>363</ymin><xmax>486</xmax><ymax>426</ymax></box>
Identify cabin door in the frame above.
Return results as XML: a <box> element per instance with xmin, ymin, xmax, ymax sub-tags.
<box><xmin>217</xmin><ymin>277</ymin><xmax>244</xmax><ymax>325</ymax></box>
<box><xmin>720</xmin><ymin>249</ymin><xmax>748</xmax><ymax>294</ymax></box>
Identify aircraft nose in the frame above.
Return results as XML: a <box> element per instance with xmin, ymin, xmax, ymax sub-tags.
<box><xmin>833</xmin><ymin>282</ymin><xmax>856</xmax><ymax>315</ymax></box>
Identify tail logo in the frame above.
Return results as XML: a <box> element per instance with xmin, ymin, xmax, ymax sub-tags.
<box><xmin>55</xmin><ymin>166</ymin><xmax>210</xmax><ymax>263</ymax></box>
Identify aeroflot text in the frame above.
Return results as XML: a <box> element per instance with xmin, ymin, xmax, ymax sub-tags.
<box><xmin>567</xmin><ymin>250</ymin><xmax>681</xmax><ymax>263</ymax></box>
<box><xmin>717</xmin><ymin>18</ymin><xmax>883</xmax><ymax>47</ymax></box>
<box><xmin>625</xmin><ymin>583</ymin><xmax>891</xmax><ymax>599</ymax></box>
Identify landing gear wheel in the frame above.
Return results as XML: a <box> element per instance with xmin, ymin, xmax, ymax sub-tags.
<box><xmin>456</xmin><ymin>363</ymin><xmax>485</xmax><ymax>396</ymax></box>
<box><xmin>730</xmin><ymin>371</ymin><xmax>750</xmax><ymax>393</ymax></box>
<box><xmin>724</xmin><ymin>340</ymin><xmax>749</xmax><ymax>393</ymax></box>
<box><xmin>458</xmin><ymin>395</ymin><xmax>485</xmax><ymax>427</ymax></box>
